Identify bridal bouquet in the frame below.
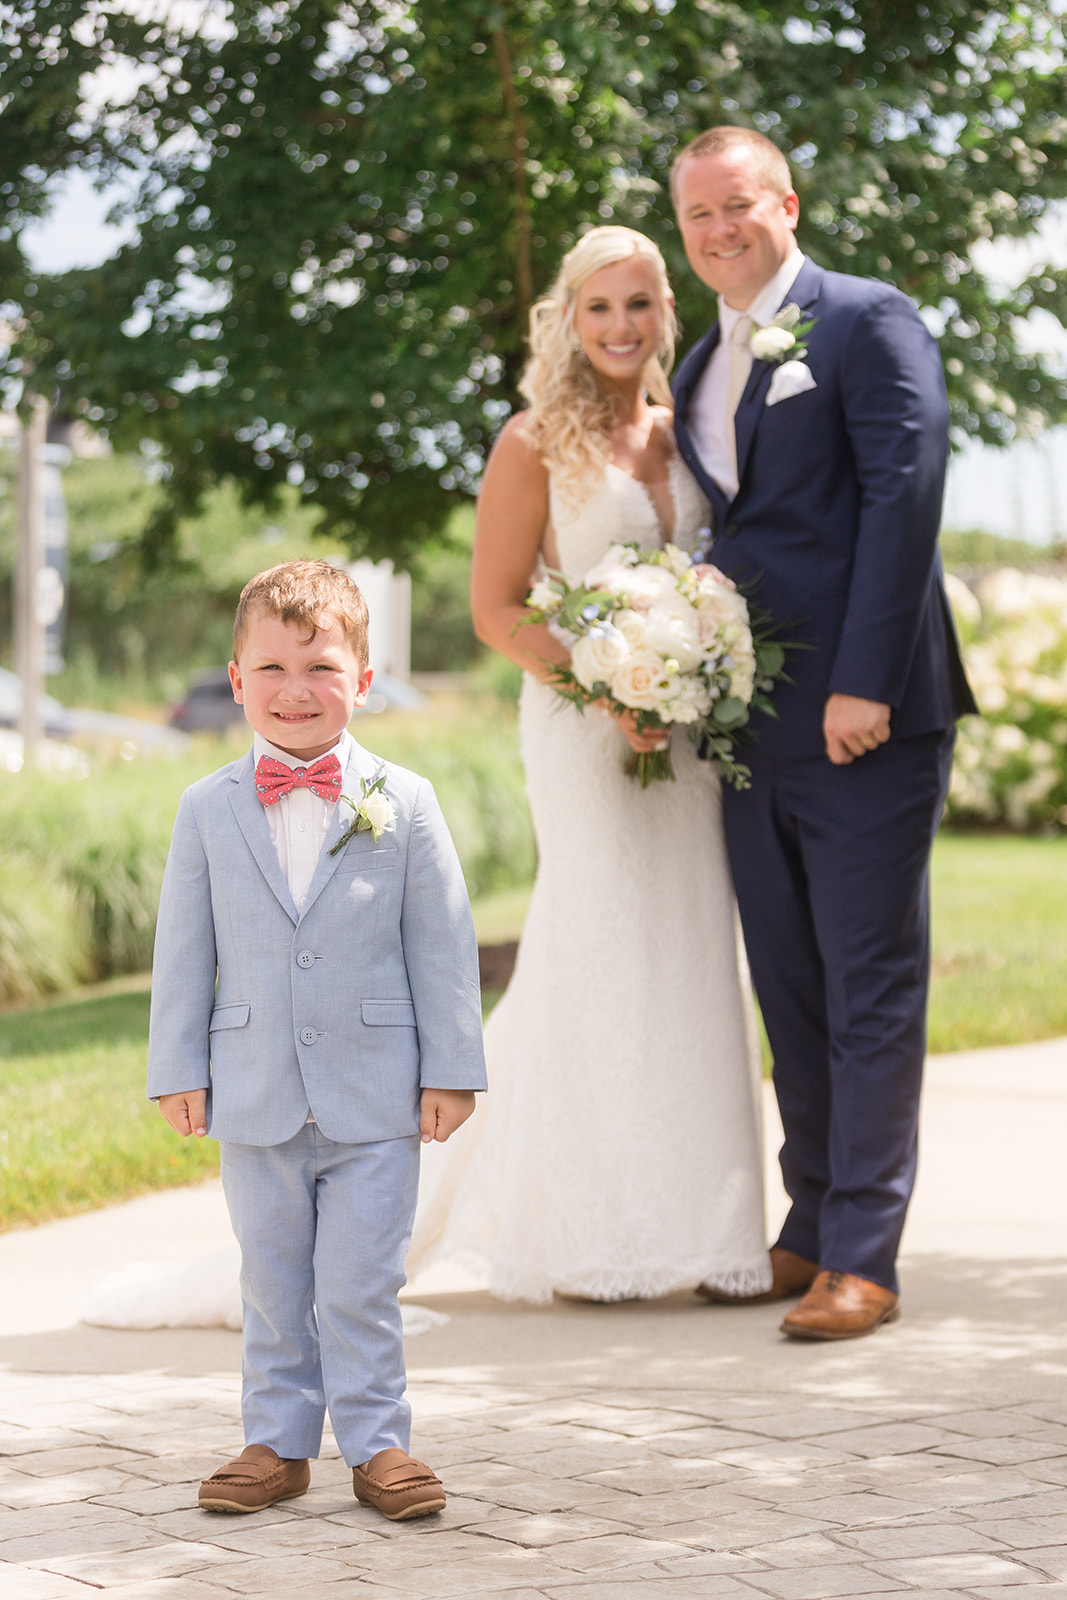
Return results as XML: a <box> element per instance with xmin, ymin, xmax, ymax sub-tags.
<box><xmin>523</xmin><ymin>542</ymin><xmax>787</xmax><ymax>788</ymax></box>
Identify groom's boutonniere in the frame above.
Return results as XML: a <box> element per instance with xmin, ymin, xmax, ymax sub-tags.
<box><xmin>750</xmin><ymin>303</ymin><xmax>815</xmax><ymax>366</ymax></box>
<box><xmin>329</xmin><ymin>764</ymin><xmax>397</xmax><ymax>855</ymax></box>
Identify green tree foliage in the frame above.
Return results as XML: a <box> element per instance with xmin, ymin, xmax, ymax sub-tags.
<box><xmin>2</xmin><ymin>1</ymin><xmax>1065</xmax><ymax>563</ymax></box>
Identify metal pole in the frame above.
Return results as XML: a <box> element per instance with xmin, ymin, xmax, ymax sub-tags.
<box><xmin>15</xmin><ymin>394</ymin><xmax>48</xmax><ymax>766</ymax></box>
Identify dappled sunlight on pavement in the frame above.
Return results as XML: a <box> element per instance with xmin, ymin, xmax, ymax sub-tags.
<box><xmin>1</xmin><ymin>1039</ymin><xmax>1066</xmax><ymax>1596</ymax></box>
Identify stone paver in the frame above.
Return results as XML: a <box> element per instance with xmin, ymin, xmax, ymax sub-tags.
<box><xmin>1</xmin><ymin>1371</ymin><xmax>1066</xmax><ymax>1595</ymax></box>
<box><xmin>1</xmin><ymin>1035</ymin><xmax>1066</xmax><ymax>1594</ymax></box>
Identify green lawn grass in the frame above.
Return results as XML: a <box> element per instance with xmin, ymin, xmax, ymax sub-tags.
<box><xmin>928</xmin><ymin>833</ymin><xmax>1067</xmax><ymax>1052</ymax></box>
<box><xmin>474</xmin><ymin>834</ymin><xmax>1067</xmax><ymax>1057</ymax></box>
<box><xmin>0</xmin><ymin>977</ymin><xmax>219</xmax><ymax>1230</ymax></box>
<box><xmin>2</xmin><ymin>833</ymin><xmax>1064</xmax><ymax>1231</ymax></box>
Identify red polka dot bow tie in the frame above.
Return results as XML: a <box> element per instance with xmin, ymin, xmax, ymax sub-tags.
<box><xmin>254</xmin><ymin>753</ymin><xmax>343</xmax><ymax>806</ymax></box>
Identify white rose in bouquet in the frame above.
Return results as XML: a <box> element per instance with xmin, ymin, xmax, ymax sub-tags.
<box><xmin>583</xmin><ymin>544</ymin><xmax>639</xmax><ymax>588</ymax></box>
<box><xmin>649</xmin><ymin>590</ymin><xmax>705</xmax><ymax>632</ymax></box>
<box><xmin>642</xmin><ymin>610</ymin><xmax>706</xmax><ymax>674</ymax></box>
<box><xmin>726</xmin><ymin>639</ymin><xmax>757</xmax><ymax>703</ymax></box>
<box><xmin>612</xmin><ymin>607</ymin><xmax>648</xmax><ymax>649</ymax></box>
<box><xmin>694</xmin><ymin>585</ymin><xmax>750</xmax><ymax>648</ymax></box>
<box><xmin>585</xmin><ymin>562</ymin><xmax>677</xmax><ymax>612</ymax></box>
<box><xmin>581</xmin><ymin>561</ymin><xmax>639</xmax><ymax>597</ymax></box>
<box><xmin>570</xmin><ymin>626</ymin><xmax>631</xmax><ymax>691</ymax></box>
<box><xmin>666</xmin><ymin>675</ymin><xmax>713</xmax><ymax>723</ymax></box>
<box><xmin>694</xmin><ymin>576</ymin><xmax>748</xmax><ymax>619</ymax></box>
<box><xmin>624</xmin><ymin>566</ymin><xmax>680</xmax><ymax>611</ymax></box>
<box><xmin>656</xmin><ymin>544</ymin><xmax>694</xmax><ymax>581</ymax></box>
<box><xmin>527</xmin><ymin>577</ymin><xmax>562</xmax><ymax>613</ymax></box>
<box><xmin>612</xmin><ymin>649</ymin><xmax>675</xmax><ymax>711</ymax></box>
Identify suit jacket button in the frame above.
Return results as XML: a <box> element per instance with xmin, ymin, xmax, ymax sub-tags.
<box><xmin>297</xmin><ymin>950</ymin><xmax>315</xmax><ymax>969</ymax></box>
<box><xmin>300</xmin><ymin>1027</ymin><xmax>318</xmax><ymax>1046</ymax></box>
<box><xmin>725</xmin><ymin>522</ymin><xmax>739</xmax><ymax>538</ymax></box>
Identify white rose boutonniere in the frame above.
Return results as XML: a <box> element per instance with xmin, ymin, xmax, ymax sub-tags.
<box><xmin>750</xmin><ymin>303</ymin><xmax>815</xmax><ymax>366</ymax></box>
<box><xmin>329</xmin><ymin>764</ymin><xmax>397</xmax><ymax>855</ymax></box>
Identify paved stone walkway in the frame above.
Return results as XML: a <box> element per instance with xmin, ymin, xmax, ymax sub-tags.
<box><xmin>1</xmin><ymin>1038</ymin><xmax>1066</xmax><ymax>1597</ymax></box>
<box><xmin>4</xmin><ymin>1371</ymin><xmax>1067</xmax><ymax>1598</ymax></box>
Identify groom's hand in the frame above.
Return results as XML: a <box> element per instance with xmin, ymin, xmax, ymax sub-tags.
<box><xmin>824</xmin><ymin>694</ymin><xmax>891</xmax><ymax>765</ymax></box>
<box><xmin>158</xmin><ymin>1090</ymin><xmax>208</xmax><ymax>1137</ymax></box>
<box><xmin>420</xmin><ymin>1088</ymin><xmax>477</xmax><ymax>1143</ymax></box>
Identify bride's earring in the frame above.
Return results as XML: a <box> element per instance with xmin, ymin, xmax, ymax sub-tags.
<box><xmin>572</xmin><ymin>341</ymin><xmax>590</xmax><ymax>365</ymax></box>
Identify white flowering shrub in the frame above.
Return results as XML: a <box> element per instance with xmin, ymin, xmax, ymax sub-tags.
<box><xmin>944</xmin><ymin>568</ymin><xmax>1067</xmax><ymax>831</ymax></box>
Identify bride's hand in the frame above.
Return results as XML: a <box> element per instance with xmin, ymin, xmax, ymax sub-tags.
<box><xmin>600</xmin><ymin>702</ymin><xmax>670</xmax><ymax>754</ymax></box>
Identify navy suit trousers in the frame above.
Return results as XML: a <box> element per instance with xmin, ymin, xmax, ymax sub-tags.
<box><xmin>722</xmin><ymin>730</ymin><xmax>955</xmax><ymax>1292</ymax></box>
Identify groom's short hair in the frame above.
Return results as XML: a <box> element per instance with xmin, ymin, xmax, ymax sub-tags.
<box><xmin>670</xmin><ymin>126</ymin><xmax>793</xmax><ymax>203</ymax></box>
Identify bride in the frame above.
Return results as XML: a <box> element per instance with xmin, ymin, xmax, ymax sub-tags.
<box><xmin>408</xmin><ymin>225</ymin><xmax>771</xmax><ymax>1303</ymax></box>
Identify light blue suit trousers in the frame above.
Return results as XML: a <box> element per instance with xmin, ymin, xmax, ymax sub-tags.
<box><xmin>221</xmin><ymin>1124</ymin><xmax>421</xmax><ymax>1465</ymax></box>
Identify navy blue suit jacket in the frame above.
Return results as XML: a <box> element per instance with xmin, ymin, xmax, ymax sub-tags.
<box><xmin>673</xmin><ymin>258</ymin><xmax>976</xmax><ymax>759</ymax></box>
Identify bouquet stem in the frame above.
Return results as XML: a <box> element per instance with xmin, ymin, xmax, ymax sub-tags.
<box><xmin>626</xmin><ymin>747</ymin><xmax>676</xmax><ymax>788</ymax></box>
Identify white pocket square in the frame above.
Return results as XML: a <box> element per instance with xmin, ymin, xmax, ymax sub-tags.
<box><xmin>766</xmin><ymin>359</ymin><xmax>817</xmax><ymax>406</ymax></box>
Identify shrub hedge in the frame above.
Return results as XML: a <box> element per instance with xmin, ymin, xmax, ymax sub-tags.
<box><xmin>0</xmin><ymin>697</ymin><xmax>535</xmax><ymax>1005</ymax></box>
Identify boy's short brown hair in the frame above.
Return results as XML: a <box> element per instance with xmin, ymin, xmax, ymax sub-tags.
<box><xmin>233</xmin><ymin>561</ymin><xmax>370</xmax><ymax>667</ymax></box>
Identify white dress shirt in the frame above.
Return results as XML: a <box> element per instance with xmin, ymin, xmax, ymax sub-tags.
<box><xmin>688</xmin><ymin>249</ymin><xmax>806</xmax><ymax>500</ymax></box>
<box><xmin>252</xmin><ymin>729</ymin><xmax>353</xmax><ymax>911</ymax></box>
<box><xmin>253</xmin><ymin>729</ymin><xmax>355</xmax><ymax>1126</ymax></box>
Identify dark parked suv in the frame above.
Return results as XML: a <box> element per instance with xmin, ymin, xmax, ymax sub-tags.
<box><xmin>168</xmin><ymin>670</ymin><xmax>245</xmax><ymax>734</ymax></box>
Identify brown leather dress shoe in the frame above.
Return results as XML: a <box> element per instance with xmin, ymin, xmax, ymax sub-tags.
<box><xmin>780</xmin><ymin>1269</ymin><xmax>900</xmax><ymax>1340</ymax></box>
<box><xmin>696</xmin><ymin>1247</ymin><xmax>819</xmax><ymax>1306</ymax></box>
<box><xmin>198</xmin><ymin>1444</ymin><xmax>310</xmax><ymax>1512</ymax></box>
<box><xmin>352</xmin><ymin>1448</ymin><xmax>446</xmax><ymax>1520</ymax></box>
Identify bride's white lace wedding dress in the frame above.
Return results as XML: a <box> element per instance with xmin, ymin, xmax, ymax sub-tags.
<box><xmin>408</xmin><ymin>450</ymin><xmax>771</xmax><ymax>1303</ymax></box>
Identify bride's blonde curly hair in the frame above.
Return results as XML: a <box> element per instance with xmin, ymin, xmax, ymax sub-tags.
<box><xmin>518</xmin><ymin>226</ymin><xmax>677</xmax><ymax>507</ymax></box>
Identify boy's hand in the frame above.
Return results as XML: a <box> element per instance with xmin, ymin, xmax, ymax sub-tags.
<box><xmin>419</xmin><ymin>1088</ymin><xmax>476</xmax><ymax>1144</ymax></box>
<box><xmin>158</xmin><ymin>1090</ymin><xmax>208</xmax><ymax>1138</ymax></box>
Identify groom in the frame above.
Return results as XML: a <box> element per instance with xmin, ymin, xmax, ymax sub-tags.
<box><xmin>670</xmin><ymin>126</ymin><xmax>976</xmax><ymax>1339</ymax></box>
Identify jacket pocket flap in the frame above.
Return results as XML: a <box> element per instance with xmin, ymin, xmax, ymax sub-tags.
<box><xmin>334</xmin><ymin>846</ymin><xmax>399</xmax><ymax>873</ymax></box>
<box><xmin>209</xmin><ymin>1003</ymin><xmax>251</xmax><ymax>1031</ymax></box>
<box><xmin>361</xmin><ymin>999</ymin><xmax>417</xmax><ymax>1027</ymax></box>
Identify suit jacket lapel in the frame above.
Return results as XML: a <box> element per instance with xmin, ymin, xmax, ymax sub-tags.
<box><xmin>734</xmin><ymin>259</ymin><xmax>825</xmax><ymax>492</ymax></box>
<box><xmin>298</xmin><ymin>738</ymin><xmax>383</xmax><ymax>919</ymax></box>
<box><xmin>228</xmin><ymin>753</ymin><xmax>300</xmax><ymax>924</ymax></box>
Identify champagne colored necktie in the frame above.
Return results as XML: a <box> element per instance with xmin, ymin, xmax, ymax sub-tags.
<box><xmin>726</xmin><ymin>314</ymin><xmax>754</xmax><ymax>480</ymax></box>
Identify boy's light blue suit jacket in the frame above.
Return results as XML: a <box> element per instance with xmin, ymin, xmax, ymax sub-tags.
<box><xmin>146</xmin><ymin>739</ymin><xmax>487</xmax><ymax>1146</ymax></box>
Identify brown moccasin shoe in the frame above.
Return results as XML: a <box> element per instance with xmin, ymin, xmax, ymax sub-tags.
<box><xmin>696</xmin><ymin>1247</ymin><xmax>819</xmax><ymax>1306</ymax></box>
<box><xmin>780</xmin><ymin>1269</ymin><xmax>900</xmax><ymax>1341</ymax></box>
<box><xmin>198</xmin><ymin>1444</ymin><xmax>310</xmax><ymax>1513</ymax></box>
<box><xmin>352</xmin><ymin>1448</ymin><xmax>446</xmax><ymax>1521</ymax></box>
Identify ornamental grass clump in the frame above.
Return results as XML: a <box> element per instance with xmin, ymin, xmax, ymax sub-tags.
<box><xmin>0</xmin><ymin>854</ymin><xmax>90</xmax><ymax>1004</ymax></box>
<box><xmin>0</xmin><ymin>698</ymin><xmax>537</xmax><ymax>1005</ymax></box>
<box><xmin>3</xmin><ymin>764</ymin><xmax>175</xmax><ymax>987</ymax></box>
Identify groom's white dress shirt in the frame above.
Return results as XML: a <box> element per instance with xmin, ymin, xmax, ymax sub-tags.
<box><xmin>688</xmin><ymin>248</ymin><xmax>805</xmax><ymax>499</ymax></box>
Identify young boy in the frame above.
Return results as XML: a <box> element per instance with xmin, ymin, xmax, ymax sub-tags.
<box><xmin>148</xmin><ymin>560</ymin><xmax>486</xmax><ymax>1520</ymax></box>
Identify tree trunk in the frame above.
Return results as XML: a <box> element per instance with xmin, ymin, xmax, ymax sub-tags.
<box><xmin>490</xmin><ymin>23</ymin><xmax>534</xmax><ymax>340</ymax></box>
